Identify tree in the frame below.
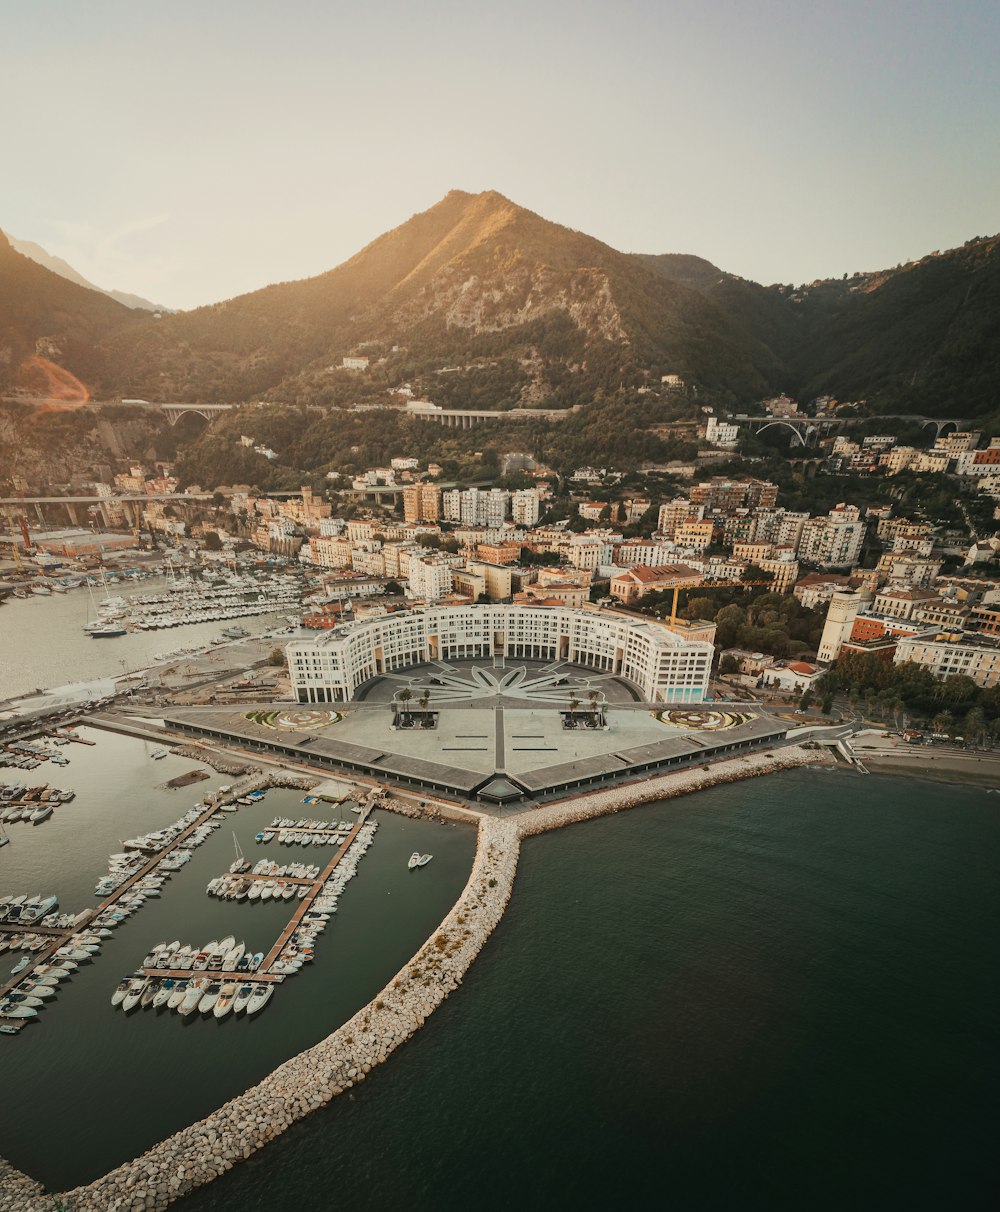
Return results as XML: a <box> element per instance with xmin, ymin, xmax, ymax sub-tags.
<box><xmin>383</xmin><ymin>579</ymin><xmax>403</xmax><ymax>595</ymax></box>
<box><xmin>799</xmin><ymin>688</ymin><xmax>814</xmax><ymax>711</ymax></box>
<box><xmin>719</xmin><ymin>654</ymin><xmax>739</xmax><ymax>675</ymax></box>
<box><xmin>267</xmin><ymin>648</ymin><xmax>284</xmax><ymax>667</ymax></box>
<box><xmin>203</xmin><ymin>531</ymin><xmax>223</xmax><ymax>551</ymax></box>
<box><xmin>397</xmin><ymin>687</ymin><xmax>412</xmax><ymax>725</ymax></box>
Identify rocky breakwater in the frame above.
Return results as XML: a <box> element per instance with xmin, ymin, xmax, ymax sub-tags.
<box><xmin>0</xmin><ymin>1157</ymin><xmax>46</xmax><ymax>1212</ymax></box>
<box><xmin>518</xmin><ymin>744</ymin><xmax>832</xmax><ymax>837</ymax></box>
<box><xmin>37</xmin><ymin>817</ymin><xmax>519</xmax><ymax>1212</ymax></box>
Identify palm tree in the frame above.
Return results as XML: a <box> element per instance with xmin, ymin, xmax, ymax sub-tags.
<box><xmin>568</xmin><ymin>693</ymin><xmax>578</xmax><ymax>723</ymax></box>
<box><xmin>588</xmin><ymin>689</ymin><xmax>600</xmax><ymax>725</ymax></box>
<box><xmin>419</xmin><ymin>689</ymin><xmax>431</xmax><ymax>719</ymax></box>
<box><xmin>398</xmin><ymin>687</ymin><xmax>412</xmax><ymax>726</ymax></box>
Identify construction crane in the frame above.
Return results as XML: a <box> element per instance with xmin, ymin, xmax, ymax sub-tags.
<box><xmin>667</xmin><ymin>578</ymin><xmax>776</xmax><ymax>626</ymax></box>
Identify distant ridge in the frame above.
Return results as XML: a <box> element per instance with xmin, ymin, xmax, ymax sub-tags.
<box><xmin>1</xmin><ymin>193</ymin><xmax>999</xmax><ymax>418</ymax></box>
<box><xmin>8</xmin><ymin>235</ymin><xmax>169</xmax><ymax>313</ymax></box>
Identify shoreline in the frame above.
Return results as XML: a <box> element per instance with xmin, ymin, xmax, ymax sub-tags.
<box><xmin>1</xmin><ymin>744</ymin><xmax>831</xmax><ymax>1212</ymax></box>
<box><xmin>860</xmin><ymin>751</ymin><xmax>1000</xmax><ymax>789</ymax></box>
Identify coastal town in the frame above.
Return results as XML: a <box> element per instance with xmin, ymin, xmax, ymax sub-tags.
<box><xmin>6</xmin><ymin>393</ymin><xmax>1000</xmax><ymax>745</ymax></box>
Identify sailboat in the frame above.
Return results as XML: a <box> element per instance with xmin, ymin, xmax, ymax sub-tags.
<box><xmin>229</xmin><ymin>833</ymin><xmax>248</xmax><ymax>874</ymax></box>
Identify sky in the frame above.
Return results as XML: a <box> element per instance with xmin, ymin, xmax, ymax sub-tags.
<box><xmin>3</xmin><ymin>0</ymin><xmax>998</xmax><ymax>310</ymax></box>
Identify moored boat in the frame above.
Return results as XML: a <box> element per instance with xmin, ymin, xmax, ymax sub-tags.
<box><xmin>245</xmin><ymin>983</ymin><xmax>273</xmax><ymax>1015</ymax></box>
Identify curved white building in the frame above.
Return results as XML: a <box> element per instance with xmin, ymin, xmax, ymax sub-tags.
<box><xmin>288</xmin><ymin>604</ymin><xmax>713</xmax><ymax>704</ymax></box>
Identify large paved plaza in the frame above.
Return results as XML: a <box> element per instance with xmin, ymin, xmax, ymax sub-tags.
<box><xmin>162</xmin><ymin>659</ymin><xmax>790</xmax><ymax>806</ymax></box>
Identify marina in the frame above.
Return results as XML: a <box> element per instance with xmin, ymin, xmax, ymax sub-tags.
<box><xmin>0</xmin><ymin>574</ymin><xmax>298</xmax><ymax>705</ymax></box>
<box><xmin>0</xmin><ymin>724</ymin><xmax>474</xmax><ymax>1189</ymax></box>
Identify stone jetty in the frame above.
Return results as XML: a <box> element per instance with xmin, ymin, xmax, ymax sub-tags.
<box><xmin>0</xmin><ymin>744</ymin><xmax>828</xmax><ymax>1211</ymax></box>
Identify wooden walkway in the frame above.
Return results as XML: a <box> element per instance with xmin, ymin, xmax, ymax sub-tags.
<box><xmin>260</xmin><ymin>804</ymin><xmax>371</xmax><ymax>973</ymax></box>
<box><xmin>141</xmin><ymin>967</ymin><xmax>285</xmax><ymax>984</ymax></box>
<box><xmin>215</xmin><ymin>872</ymin><xmax>317</xmax><ymax>887</ymax></box>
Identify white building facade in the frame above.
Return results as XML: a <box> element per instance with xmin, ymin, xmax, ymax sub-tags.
<box><xmin>287</xmin><ymin>605</ymin><xmax>714</xmax><ymax>704</ymax></box>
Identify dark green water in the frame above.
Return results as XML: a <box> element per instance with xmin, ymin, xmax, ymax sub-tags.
<box><xmin>0</xmin><ymin>727</ymin><xmax>476</xmax><ymax>1189</ymax></box>
<box><xmin>180</xmin><ymin>768</ymin><xmax>1000</xmax><ymax>1212</ymax></box>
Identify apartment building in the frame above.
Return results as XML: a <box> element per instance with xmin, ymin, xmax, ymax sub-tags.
<box><xmin>288</xmin><ymin>604</ymin><xmax>714</xmax><ymax>704</ymax></box>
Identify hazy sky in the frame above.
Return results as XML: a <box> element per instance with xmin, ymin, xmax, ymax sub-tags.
<box><xmin>4</xmin><ymin>0</ymin><xmax>998</xmax><ymax>310</ymax></box>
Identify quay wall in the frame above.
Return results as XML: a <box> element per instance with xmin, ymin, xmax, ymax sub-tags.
<box><xmin>0</xmin><ymin>745</ymin><xmax>830</xmax><ymax>1212</ymax></box>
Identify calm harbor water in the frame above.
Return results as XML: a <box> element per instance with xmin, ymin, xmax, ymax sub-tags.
<box><xmin>0</xmin><ymin>578</ymin><xmax>287</xmax><ymax>702</ymax></box>
<box><xmin>0</xmin><ymin>726</ymin><xmax>475</xmax><ymax>1190</ymax></box>
<box><xmin>177</xmin><ymin>767</ymin><xmax>1000</xmax><ymax>1212</ymax></box>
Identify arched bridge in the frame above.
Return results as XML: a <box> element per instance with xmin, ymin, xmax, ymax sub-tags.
<box><xmin>158</xmin><ymin>402</ymin><xmax>235</xmax><ymax>426</ymax></box>
<box><xmin>735</xmin><ymin>413</ymin><xmax>966</xmax><ymax>447</ymax></box>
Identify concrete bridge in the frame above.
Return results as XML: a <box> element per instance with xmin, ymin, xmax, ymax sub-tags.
<box><xmin>157</xmin><ymin>402</ymin><xmax>235</xmax><ymax>426</ymax></box>
<box><xmin>406</xmin><ymin>404</ymin><xmax>579</xmax><ymax>429</ymax></box>
<box><xmin>734</xmin><ymin>413</ymin><xmax>965</xmax><ymax>447</ymax></box>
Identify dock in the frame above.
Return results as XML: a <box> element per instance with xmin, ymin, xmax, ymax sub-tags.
<box><xmin>1</xmin><ymin>786</ymin><xmax>248</xmax><ymax>1009</ymax></box>
<box><xmin>260</xmin><ymin>802</ymin><xmax>372</xmax><ymax>972</ymax></box>
<box><xmin>141</xmin><ymin>967</ymin><xmax>285</xmax><ymax>984</ymax></box>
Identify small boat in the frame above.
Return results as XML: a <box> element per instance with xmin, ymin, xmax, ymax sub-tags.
<box><xmin>19</xmin><ymin>983</ymin><xmax>55</xmax><ymax>999</ymax></box>
<box><xmin>407</xmin><ymin>852</ymin><xmax>420</xmax><ymax>870</ymax></box>
<box><xmin>198</xmin><ymin>981</ymin><xmax>222</xmax><ymax>1014</ymax></box>
<box><xmin>213</xmin><ymin>982</ymin><xmax>237</xmax><ymax>1018</ymax></box>
<box><xmin>168</xmin><ymin>980</ymin><xmax>190</xmax><ymax>1010</ymax></box>
<box><xmin>416</xmin><ymin>854</ymin><xmax>433</xmax><ymax>867</ymax></box>
<box><xmin>121</xmin><ymin>979</ymin><xmax>147</xmax><ymax>1012</ymax></box>
<box><xmin>233</xmin><ymin>983</ymin><xmax>255</xmax><ymax>1014</ymax></box>
<box><xmin>153</xmin><ymin>979</ymin><xmax>175</xmax><ymax>1009</ymax></box>
<box><xmin>221</xmin><ymin>942</ymin><xmax>245</xmax><ymax>972</ymax></box>
<box><xmin>151</xmin><ymin>748</ymin><xmax>168</xmax><ymax>760</ymax></box>
<box><xmin>179</xmin><ymin>981</ymin><xmax>205</xmax><ymax>1016</ymax></box>
<box><xmin>245</xmin><ymin>983</ymin><xmax>273</xmax><ymax>1015</ymax></box>
<box><xmin>9</xmin><ymin>956</ymin><xmax>30</xmax><ymax>976</ymax></box>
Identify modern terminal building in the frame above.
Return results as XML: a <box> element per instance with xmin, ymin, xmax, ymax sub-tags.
<box><xmin>287</xmin><ymin>604</ymin><xmax>714</xmax><ymax>704</ymax></box>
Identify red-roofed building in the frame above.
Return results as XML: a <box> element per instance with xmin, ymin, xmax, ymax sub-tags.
<box><xmin>610</xmin><ymin>563</ymin><xmax>702</xmax><ymax>606</ymax></box>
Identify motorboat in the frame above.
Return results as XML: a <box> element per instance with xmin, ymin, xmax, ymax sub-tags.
<box><xmin>168</xmin><ymin>980</ymin><xmax>190</xmax><ymax>1010</ymax></box>
<box><xmin>233</xmin><ymin>983</ymin><xmax>255</xmax><ymax>1014</ymax></box>
<box><xmin>140</xmin><ymin>979</ymin><xmax>161</xmax><ymax>1009</ymax></box>
<box><xmin>198</xmin><ymin>981</ymin><xmax>222</xmax><ymax>1014</ymax></box>
<box><xmin>221</xmin><ymin>942</ymin><xmax>245</xmax><ymax>972</ymax></box>
<box><xmin>153</xmin><ymin>980</ymin><xmax>175</xmax><ymax>1009</ymax></box>
<box><xmin>213</xmin><ymin>983</ymin><xmax>237</xmax><ymax>1018</ymax></box>
<box><xmin>0</xmin><ymin>1004</ymin><xmax>37</xmax><ymax>1018</ymax></box>
<box><xmin>178</xmin><ymin>981</ymin><xmax>205</xmax><ymax>1016</ymax></box>
<box><xmin>245</xmin><ymin>983</ymin><xmax>273</xmax><ymax>1015</ymax></box>
<box><xmin>111</xmin><ymin>979</ymin><xmax>130</xmax><ymax>1008</ymax></box>
<box><xmin>122</xmin><ymin>979</ymin><xmax>147</xmax><ymax>1012</ymax></box>
<box><xmin>19</xmin><ymin>983</ymin><xmax>55</xmax><ymax>999</ymax></box>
